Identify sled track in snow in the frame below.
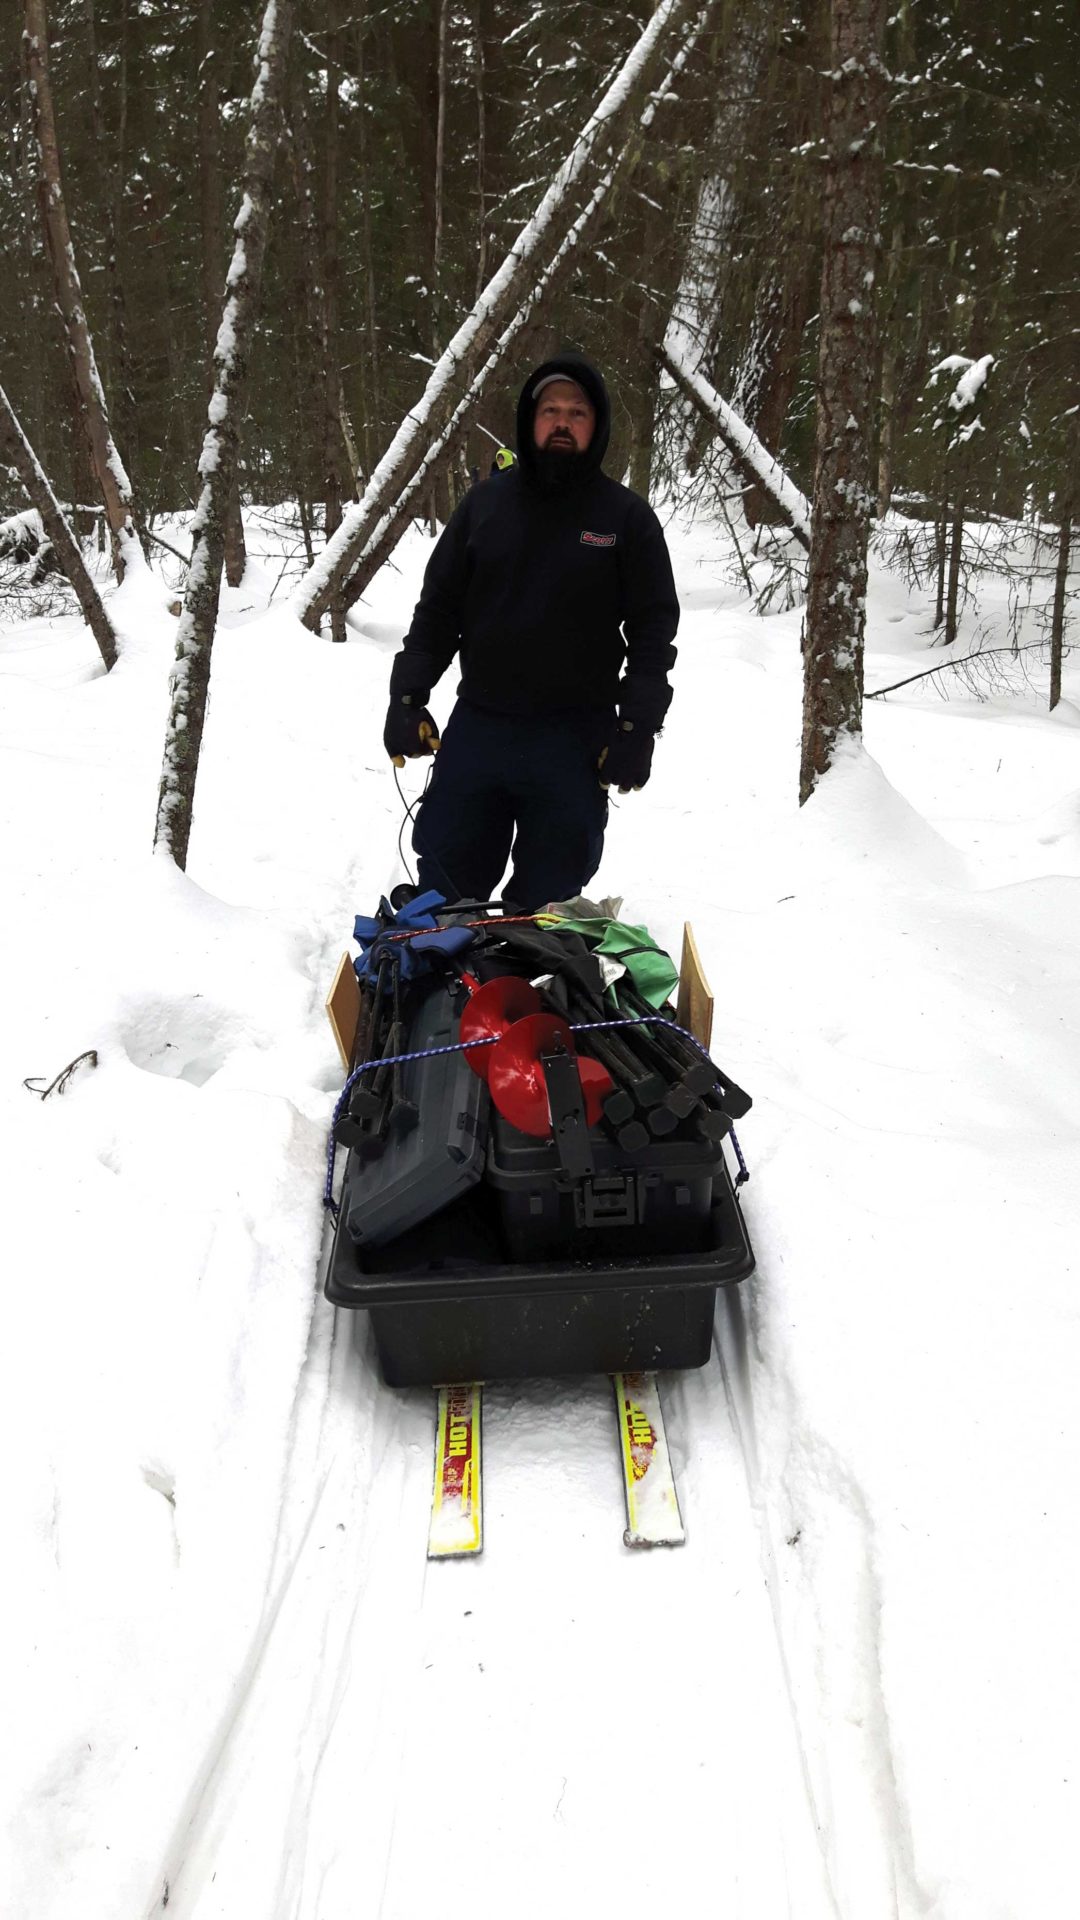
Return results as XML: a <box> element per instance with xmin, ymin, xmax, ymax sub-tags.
<box><xmin>715</xmin><ymin>1281</ymin><xmax>931</xmax><ymax>1919</ymax></box>
<box><xmin>153</xmin><ymin>1232</ymin><xmax>863</xmax><ymax>1915</ymax></box>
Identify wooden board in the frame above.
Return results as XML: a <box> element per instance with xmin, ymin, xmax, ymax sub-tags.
<box><xmin>675</xmin><ymin>921</ymin><xmax>713</xmax><ymax>1050</ymax></box>
<box><xmin>325</xmin><ymin>952</ymin><xmax>361</xmax><ymax>1070</ymax></box>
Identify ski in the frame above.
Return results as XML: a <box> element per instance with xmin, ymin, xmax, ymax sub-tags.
<box><xmin>428</xmin><ymin>1383</ymin><xmax>483</xmax><ymax>1558</ymax></box>
<box><xmin>613</xmin><ymin>1372</ymin><xmax>685</xmax><ymax>1548</ymax></box>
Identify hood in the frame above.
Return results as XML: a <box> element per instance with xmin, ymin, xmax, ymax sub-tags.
<box><xmin>515</xmin><ymin>350</ymin><xmax>611</xmax><ymax>489</ymax></box>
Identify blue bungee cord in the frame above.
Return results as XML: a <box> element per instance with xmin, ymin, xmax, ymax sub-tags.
<box><xmin>324</xmin><ymin>1011</ymin><xmax>749</xmax><ymax>1217</ymax></box>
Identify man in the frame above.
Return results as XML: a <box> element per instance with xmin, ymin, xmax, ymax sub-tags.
<box><xmin>383</xmin><ymin>350</ymin><xmax>679</xmax><ymax>910</ymax></box>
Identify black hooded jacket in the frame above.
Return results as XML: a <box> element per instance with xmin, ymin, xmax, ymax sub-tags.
<box><xmin>390</xmin><ymin>352</ymin><xmax>679</xmax><ymax>728</ymax></box>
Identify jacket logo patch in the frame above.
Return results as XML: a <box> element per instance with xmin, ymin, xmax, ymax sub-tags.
<box><xmin>581</xmin><ymin>530</ymin><xmax>616</xmax><ymax>547</ymax></box>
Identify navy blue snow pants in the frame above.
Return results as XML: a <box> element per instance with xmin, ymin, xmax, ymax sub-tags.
<box><xmin>413</xmin><ymin>700</ymin><xmax>611</xmax><ymax>911</ymax></box>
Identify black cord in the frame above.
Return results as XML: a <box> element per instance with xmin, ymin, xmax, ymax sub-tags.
<box><xmin>393</xmin><ymin>761</ymin><xmax>423</xmax><ymax>883</ymax></box>
<box><xmin>393</xmin><ymin>758</ymin><xmax>437</xmax><ymax>886</ymax></box>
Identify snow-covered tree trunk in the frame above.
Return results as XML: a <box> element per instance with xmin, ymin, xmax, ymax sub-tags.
<box><xmin>154</xmin><ymin>0</ymin><xmax>293</xmax><ymax>870</ymax></box>
<box><xmin>660</xmin><ymin>342</ymin><xmax>812</xmax><ymax>550</ymax></box>
<box><xmin>198</xmin><ymin>0</ymin><xmax>248</xmax><ymax>590</ymax></box>
<box><xmin>291</xmin><ymin>0</ymin><xmax>709</xmax><ymax>634</ymax></box>
<box><xmin>799</xmin><ymin>0</ymin><xmax>888</xmax><ymax>805</ymax></box>
<box><xmin>0</xmin><ymin>382</ymin><xmax>117</xmax><ymax>671</ymax></box>
<box><xmin>22</xmin><ymin>0</ymin><xmax>138</xmax><ymax>582</ymax></box>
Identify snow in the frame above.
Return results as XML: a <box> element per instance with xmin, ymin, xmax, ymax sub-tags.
<box><xmin>2</xmin><ymin>504</ymin><xmax>1079</xmax><ymax>1919</ymax></box>
<box><xmin>930</xmin><ymin>353</ymin><xmax>995</xmax><ymax>413</ymax></box>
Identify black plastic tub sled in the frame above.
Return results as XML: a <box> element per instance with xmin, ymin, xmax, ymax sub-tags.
<box><xmin>324</xmin><ymin>900</ymin><xmax>755</xmax><ymax>1389</ymax></box>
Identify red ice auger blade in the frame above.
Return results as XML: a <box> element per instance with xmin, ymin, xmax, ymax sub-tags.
<box><xmin>459</xmin><ymin>976</ymin><xmax>543</xmax><ymax>1080</ymax></box>
<box><xmin>487</xmin><ymin>1012</ymin><xmax>613</xmax><ymax>1138</ymax></box>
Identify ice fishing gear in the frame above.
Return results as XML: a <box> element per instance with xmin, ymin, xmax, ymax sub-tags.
<box><xmin>327</xmin><ymin>897</ymin><xmax>752</xmax><ymax>1377</ymax></box>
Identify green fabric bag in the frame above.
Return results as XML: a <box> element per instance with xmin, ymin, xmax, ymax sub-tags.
<box><xmin>538</xmin><ymin>915</ymin><xmax>678</xmax><ymax>1009</ymax></box>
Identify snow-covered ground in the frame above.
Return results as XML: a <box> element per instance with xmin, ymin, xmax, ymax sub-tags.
<box><xmin>1</xmin><ymin>506</ymin><xmax>1077</xmax><ymax>1920</ymax></box>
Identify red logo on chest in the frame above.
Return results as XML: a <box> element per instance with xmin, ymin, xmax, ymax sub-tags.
<box><xmin>581</xmin><ymin>530</ymin><xmax>616</xmax><ymax>547</ymax></box>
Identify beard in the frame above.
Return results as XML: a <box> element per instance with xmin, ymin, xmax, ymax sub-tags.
<box><xmin>533</xmin><ymin>439</ymin><xmax>586</xmax><ymax>492</ymax></box>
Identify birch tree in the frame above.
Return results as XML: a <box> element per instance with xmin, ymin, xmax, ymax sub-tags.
<box><xmin>799</xmin><ymin>0</ymin><xmax>888</xmax><ymax>805</ymax></box>
<box><xmin>198</xmin><ymin>0</ymin><xmax>248</xmax><ymax>589</ymax></box>
<box><xmin>154</xmin><ymin>0</ymin><xmax>294</xmax><ymax>870</ymax></box>
<box><xmin>0</xmin><ymin>382</ymin><xmax>117</xmax><ymax>670</ymax></box>
<box><xmin>291</xmin><ymin>0</ymin><xmax>711</xmax><ymax>634</ymax></box>
<box><xmin>22</xmin><ymin>0</ymin><xmax>139</xmax><ymax>579</ymax></box>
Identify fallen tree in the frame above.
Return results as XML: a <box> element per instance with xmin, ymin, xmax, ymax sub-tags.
<box><xmin>291</xmin><ymin>0</ymin><xmax>712</xmax><ymax>633</ymax></box>
<box><xmin>659</xmin><ymin>330</ymin><xmax>812</xmax><ymax>550</ymax></box>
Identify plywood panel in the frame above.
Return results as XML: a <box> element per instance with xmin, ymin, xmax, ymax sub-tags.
<box><xmin>326</xmin><ymin>952</ymin><xmax>361</xmax><ymax>1070</ymax></box>
<box><xmin>675</xmin><ymin>922</ymin><xmax>713</xmax><ymax>1050</ymax></box>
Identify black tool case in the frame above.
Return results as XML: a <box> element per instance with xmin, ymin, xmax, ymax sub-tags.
<box><xmin>485</xmin><ymin>1103</ymin><xmax>723</xmax><ymax>1262</ymax></box>
<box><xmin>339</xmin><ymin>977</ymin><xmax>488</xmax><ymax>1248</ymax></box>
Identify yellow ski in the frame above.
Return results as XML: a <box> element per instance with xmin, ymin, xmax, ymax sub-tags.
<box><xmin>428</xmin><ymin>1384</ymin><xmax>483</xmax><ymax>1558</ymax></box>
<box><xmin>614</xmin><ymin>1372</ymin><xmax>685</xmax><ymax>1548</ymax></box>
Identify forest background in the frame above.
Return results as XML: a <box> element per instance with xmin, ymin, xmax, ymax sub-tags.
<box><xmin>1</xmin><ymin>0</ymin><xmax>1075</xmax><ymax>667</ymax></box>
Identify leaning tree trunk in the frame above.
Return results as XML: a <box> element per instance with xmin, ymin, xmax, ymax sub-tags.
<box><xmin>291</xmin><ymin>0</ymin><xmax>710</xmax><ymax>633</ymax></box>
<box><xmin>154</xmin><ymin>0</ymin><xmax>293</xmax><ymax>870</ymax></box>
<box><xmin>660</xmin><ymin>342</ymin><xmax>813</xmax><ymax>550</ymax></box>
<box><xmin>799</xmin><ymin>0</ymin><xmax>888</xmax><ymax>804</ymax></box>
<box><xmin>0</xmin><ymin>383</ymin><xmax>118</xmax><ymax>670</ymax></box>
<box><xmin>23</xmin><ymin>0</ymin><xmax>138</xmax><ymax>579</ymax></box>
<box><xmin>338</xmin><ymin>15</ymin><xmax>705</xmax><ymax>612</ymax></box>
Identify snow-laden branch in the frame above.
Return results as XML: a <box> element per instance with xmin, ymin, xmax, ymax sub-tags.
<box><xmin>292</xmin><ymin>0</ymin><xmax>708</xmax><ymax>631</ymax></box>
<box><xmin>660</xmin><ymin>330</ymin><xmax>812</xmax><ymax>550</ymax></box>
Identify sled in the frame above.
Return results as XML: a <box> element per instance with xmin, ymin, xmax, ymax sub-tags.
<box><xmin>323</xmin><ymin>899</ymin><xmax>754</xmax><ymax>1391</ymax></box>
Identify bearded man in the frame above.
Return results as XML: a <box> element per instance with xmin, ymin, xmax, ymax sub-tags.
<box><xmin>383</xmin><ymin>350</ymin><xmax>679</xmax><ymax>911</ymax></box>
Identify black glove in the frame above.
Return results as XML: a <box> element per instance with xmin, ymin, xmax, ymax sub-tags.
<box><xmin>384</xmin><ymin>693</ymin><xmax>440</xmax><ymax>766</ymax></box>
<box><xmin>598</xmin><ymin>672</ymin><xmax>672</xmax><ymax>791</ymax></box>
<box><xmin>598</xmin><ymin>718</ymin><xmax>655</xmax><ymax>793</ymax></box>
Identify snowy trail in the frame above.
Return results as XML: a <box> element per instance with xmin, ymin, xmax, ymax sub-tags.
<box><xmin>7</xmin><ymin>513</ymin><xmax>1080</xmax><ymax>1920</ymax></box>
<box><xmin>162</xmin><ymin>1285</ymin><xmax>840</xmax><ymax>1920</ymax></box>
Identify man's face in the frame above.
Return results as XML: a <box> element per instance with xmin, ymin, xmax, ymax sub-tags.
<box><xmin>533</xmin><ymin>380</ymin><xmax>596</xmax><ymax>455</ymax></box>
